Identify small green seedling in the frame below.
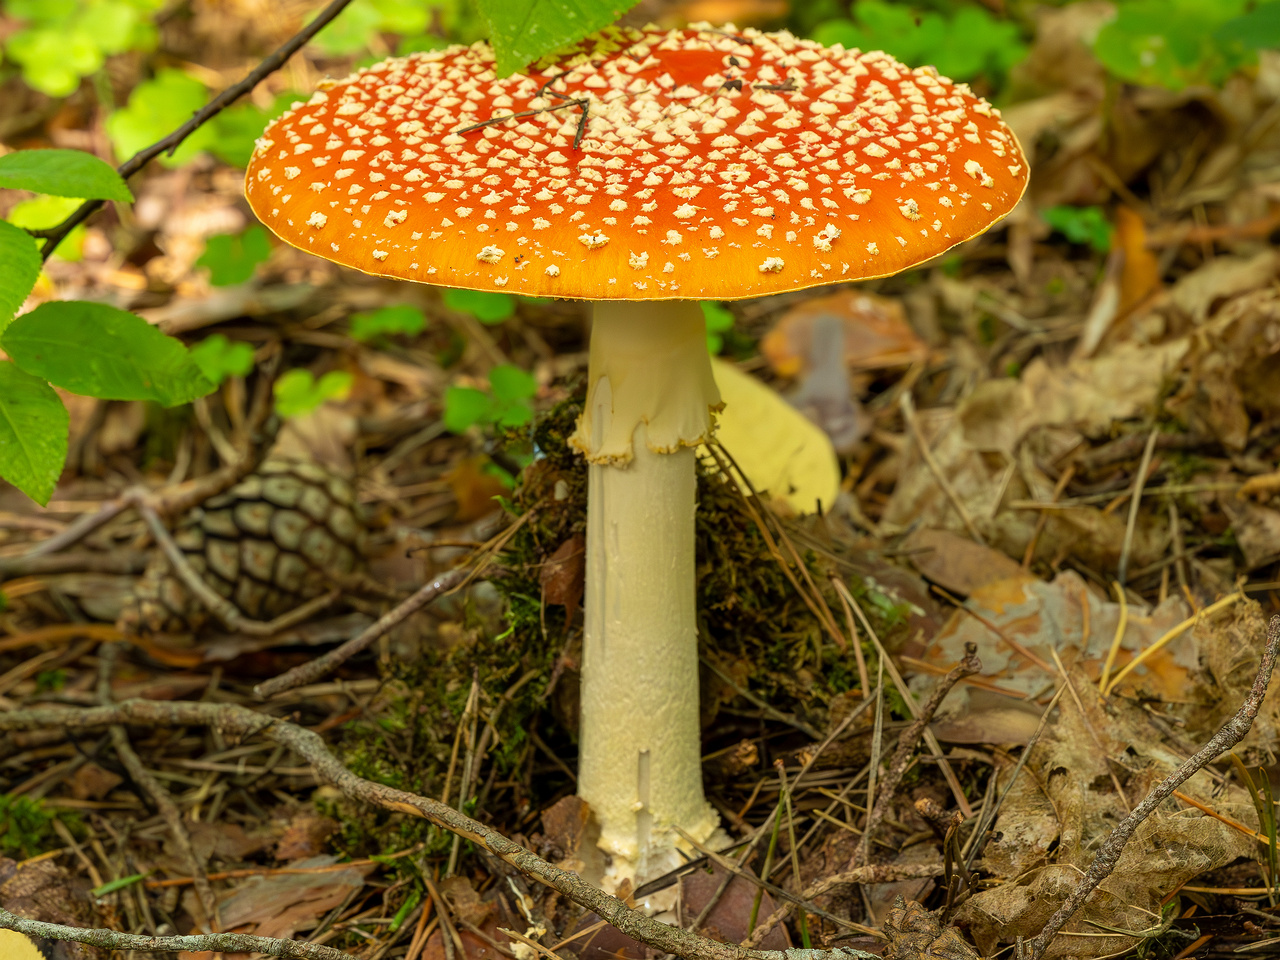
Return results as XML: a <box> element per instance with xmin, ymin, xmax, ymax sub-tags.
<box><xmin>191</xmin><ymin>334</ymin><xmax>255</xmax><ymax>386</ymax></box>
<box><xmin>1094</xmin><ymin>0</ymin><xmax>1280</xmax><ymax>91</ymax></box>
<box><xmin>701</xmin><ymin>301</ymin><xmax>734</xmax><ymax>354</ymax></box>
<box><xmin>273</xmin><ymin>368</ymin><xmax>354</xmax><ymax>418</ymax></box>
<box><xmin>809</xmin><ymin>0</ymin><xmax>1026</xmax><ymax>87</ymax></box>
<box><xmin>350</xmin><ymin>304</ymin><xmax>427</xmax><ymax>342</ymax></box>
<box><xmin>443</xmin><ymin>287</ymin><xmax>515</xmax><ymax>324</ymax></box>
<box><xmin>444</xmin><ymin>364</ymin><xmax>536</xmax><ymax>433</ymax></box>
<box><xmin>197</xmin><ymin>225</ymin><xmax>272</xmax><ymax>286</ymax></box>
<box><xmin>1042</xmin><ymin>205</ymin><xmax>1111</xmax><ymax>254</ymax></box>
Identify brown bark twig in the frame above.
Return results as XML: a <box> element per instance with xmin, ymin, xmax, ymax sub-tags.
<box><xmin>858</xmin><ymin>643</ymin><xmax>981</xmax><ymax>867</ymax></box>
<box><xmin>27</xmin><ymin>0</ymin><xmax>359</xmax><ymax>261</ymax></box>
<box><xmin>1021</xmin><ymin>614</ymin><xmax>1280</xmax><ymax>960</ymax></box>
<box><xmin>0</xmin><ymin>907</ymin><xmax>357</xmax><ymax>960</ymax></box>
<box><xmin>0</xmin><ymin>699</ymin><xmax>879</xmax><ymax>960</ymax></box>
<box><xmin>255</xmin><ymin>567</ymin><xmax>469</xmax><ymax>697</ymax></box>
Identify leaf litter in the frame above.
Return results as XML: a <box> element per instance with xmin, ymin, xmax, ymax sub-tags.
<box><xmin>5</xmin><ymin>0</ymin><xmax>1280</xmax><ymax>958</ymax></box>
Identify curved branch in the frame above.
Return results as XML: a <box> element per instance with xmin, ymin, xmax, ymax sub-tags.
<box><xmin>35</xmin><ymin>0</ymin><xmax>357</xmax><ymax>261</ymax></box>
<box><xmin>0</xmin><ymin>699</ymin><xmax>877</xmax><ymax>960</ymax></box>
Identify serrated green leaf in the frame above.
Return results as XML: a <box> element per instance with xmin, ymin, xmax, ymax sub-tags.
<box><xmin>196</xmin><ymin>225</ymin><xmax>272</xmax><ymax>286</ymax></box>
<box><xmin>0</xmin><ymin>361</ymin><xmax>67</xmax><ymax>505</ymax></box>
<box><xmin>474</xmin><ymin>0</ymin><xmax>642</xmax><ymax>77</ymax></box>
<box><xmin>0</xmin><ymin>149</ymin><xmax>132</xmax><ymax>201</ymax></box>
<box><xmin>444</xmin><ymin>386</ymin><xmax>493</xmax><ymax>433</ymax></box>
<box><xmin>190</xmin><ymin>334</ymin><xmax>255</xmax><ymax>386</ymax></box>
<box><xmin>0</xmin><ymin>221</ymin><xmax>41</xmax><ymax>331</ymax></box>
<box><xmin>1</xmin><ymin>301</ymin><xmax>214</xmax><ymax>406</ymax></box>
<box><xmin>443</xmin><ymin>287</ymin><xmax>515</xmax><ymax>324</ymax></box>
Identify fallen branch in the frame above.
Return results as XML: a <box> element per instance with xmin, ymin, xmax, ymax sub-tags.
<box><xmin>1021</xmin><ymin>614</ymin><xmax>1280</xmax><ymax>960</ymax></box>
<box><xmin>0</xmin><ymin>907</ymin><xmax>357</xmax><ymax>960</ymax></box>
<box><xmin>0</xmin><ymin>699</ymin><xmax>878</xmax><ymax>960</ymax></box>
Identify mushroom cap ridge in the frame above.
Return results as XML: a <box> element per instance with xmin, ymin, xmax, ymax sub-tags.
<box><xmin>245</xmin><ymin>24</ymin><xmax>1028</xmax><ymax>301</ymax></box>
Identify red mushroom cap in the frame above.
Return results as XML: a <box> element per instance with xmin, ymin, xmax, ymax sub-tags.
<box><xmin>246</xmin><ymin>25</ymin><xmax>1028</xmax><ymax>301</ymax></box>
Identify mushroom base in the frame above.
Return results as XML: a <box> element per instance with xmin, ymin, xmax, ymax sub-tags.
<box><xmin>579</xmin><ymin>424</ymin><xmax>721</xmax><ymax>886</ymax></box>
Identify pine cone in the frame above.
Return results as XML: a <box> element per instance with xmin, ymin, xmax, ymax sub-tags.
<box><xmin>883</xmin><ymin>897</ymin><xmax>979</xmax><ymax>960</ymax></box>
<box><xmin>118</xmin><ymin>459</ymin><xmax>370</xmax><ymax>635</ymax></box>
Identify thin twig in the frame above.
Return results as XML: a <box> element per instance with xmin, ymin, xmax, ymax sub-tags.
<box><xmin>1022</xmin><ymin>614</ymin><xmax>1280</xmax><ymax>960</ymax></box>
<box><xmin>0</xmin><ymin>907</ymin><xmax>356</xmax><ymax>960</ymax></box>
<box><xmin>255</xmin><ymin>567</ymin><xmax>470</xmax><ymax>697</ymax></box>
<box><xmin>0</xmin><ymin>699</ymin><xmax>878</xmax><ymax>960</ymax></box>
<box><xmin>833</xmin><ymin>579</ymin><xmax>974</xmax><ymax>817</ymax></box>
<box><xmin>899</xmin><ymin>393</ymin><xmax>984</xmax><ymax>544</ymax></box>
<box><xmin>30</xmin><ymin>0</ymin><xmax>359</xmax><ymax>260</ymax></box>
<box><xmin>859</xmin><ymin>644</ymin><xmax>980</xmax><ymax>865</ymax></box>
<box><xmin>97</xmin><ymin>644</ymin><xmax>218</xmax><ymax>930</ymax></box>
<box><xmin>1117</xmin><ymin>428</ymin><xmax>1159</xmax><ymax>585</ymax></box>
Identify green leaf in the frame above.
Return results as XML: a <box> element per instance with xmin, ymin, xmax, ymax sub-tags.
<box><xmin>0</xmin><ymin>221</ymin><xmax>41</xmax><ymax>331</ymax></box>
<box><xmin>444</xmin><ymin>386</ymin><xmax>493</xmax><ymax>433</ymax></box>
<box><xmin>196</xmin><ymin>225</ymin><xmax>272</xmax><ymax>286</ymax></box>
<box><xmin>190</xmin><ymin>334</ymin><xmax>255</xmax><ymax>386</ymax></box>
<box><xmin>92</xmin><ymin>872</ymin><xmax>149</xmax><ymax>897</ymax></box>
<box><xmin>488</xmin><ymin>364</ymin><xmax>536</xmax><ymax>402</ymax></box>
<box><xmin>106</xmin><ymin>69</ymin><xmax>216</xmax><ymax>167</ymax></box>
<box><xmin>273</xmin><ymin>369</ymin><xmax>353</xmax><ymax>418</ymax></box>
<box><xmin>1093</xmin><ymin>0</ymin><xmax>1250</xmax><ymax>90</ymax></box>
<box><xmin>1042</xmin><ymin>205</ymin><xmax>1111</xmax><ymax>254</ymax></box>
<box><xmin>349</xmin><ymin>305</ymin><xmax>427</xmax><ymax>342</ymax></box>
<box><xmin>0</xmin><ymin>149</ymin><xmax>132</xmax><ymax>201</ymax></box>
<box><xmin>6</xmin><ymin>196</ymin><xmax>87</xmax><ymax>262</ymax></box>
<box><xmin>443</xmin><ymin>287</ymin><xmax>515</xmax><ymax>324</ymax></box>
<box><xmin>1</xmin><ymin>301</ymin><xmax>214</xmax><ymax>406</ymax></box>
<box><xmin>0</xmin><ymin>361</ymin><xmax>68</xmax><ymax>505</ymax></box>
<box><xmin>474</xmin><ymin>0</ymin><xmax>643</xmax><ymax>77</ymax></box>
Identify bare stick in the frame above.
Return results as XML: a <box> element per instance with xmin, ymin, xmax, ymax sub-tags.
<box><xmin>0</xmin><ymin>699</ymin><xmax>874</xmax><ymax>960</ymax></box>
<box><xmin>29</xmin><ymin>0</ymin><xmax>359</xmax><ymax>260</ymax></box>
<box><xmin>859</xmin><ymin>643</ymin><xmax>980</xmax><ymax>865</ymax></box>
<box><xmin>0</xmin><ymin>907</ymin><xmax>356</xmax><ymax>960</ymax></box>
<box><xmin>1022</xmin><ymin>614</ymin><xmax>1280</xmax><ymax>960</ymax></box>
<box><xmin>255</xmin><ymin>567</ymin><xmax>469</xmax><ymax>697</ymax></box>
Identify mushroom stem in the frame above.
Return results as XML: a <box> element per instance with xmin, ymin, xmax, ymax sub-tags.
<box><xmin>574</xmin><ymin>301</ymin><xmax>721</xmax><ymax>885</ymax></box>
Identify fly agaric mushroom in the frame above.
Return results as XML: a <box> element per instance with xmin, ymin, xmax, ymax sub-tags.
<box><xmin>244</xmin><ymin>24</ymin><xmax>1028</xmax><ymax>885</ymax></box>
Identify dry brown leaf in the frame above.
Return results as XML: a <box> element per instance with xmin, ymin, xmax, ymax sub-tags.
<box><xmin>903</xmin><ymin>528</ymin><xmax>1030</xmax><ymax>597</ymax></box>
<box><xmin>961</xmin><ymin>671</ymin><xmax>1256</xmax><ymax>957</ymax></box>
<box><xmin>541</xmin><ymin>533</ymin><xmax>585</xmax><ymax>611</ymax></box>
<box><xmin>760</xmin><ymin>290</ymin><xmax>927</xmax><ymax>378</ymax></box>
<box><xmin>447</xmin><ymin>456</ymin><xmax>509</xmax><ymax>522</ymax></box>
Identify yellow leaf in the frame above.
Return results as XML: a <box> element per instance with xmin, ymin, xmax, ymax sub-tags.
<box><xmin>706</xmin><ymin>358</ymin><xmax>840</xmax><ymax>515</ymax></box>
<box><xmin>0</xmin><ymin>930</ymin><xmax>44</xmax><ymax>960</ymax></box>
